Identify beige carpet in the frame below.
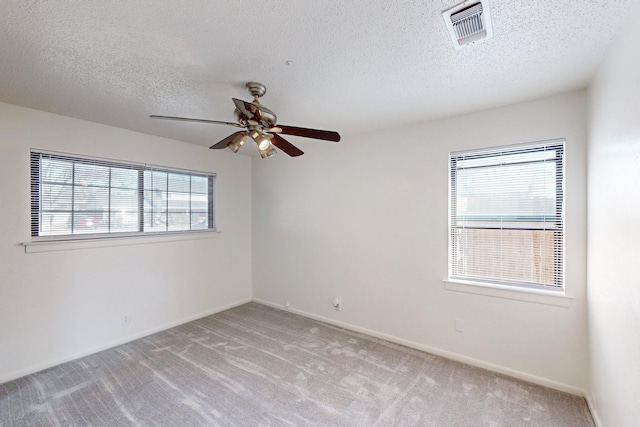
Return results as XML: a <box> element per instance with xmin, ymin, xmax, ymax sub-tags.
<box><xmin>1</xmin><ymin>302</ymin><xmax>594</xmax><ymax>426</ymax></box>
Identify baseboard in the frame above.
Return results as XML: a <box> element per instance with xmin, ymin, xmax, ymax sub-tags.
<box><xmin>0</xmin><ymin>297</ymin><xmax>252</xmax><ymax>384</ymax></box>
<box><xmin>253</xmin><ymin>298</ymin><xmax>587</xmax><ymax>398</ymax></box>
<box><xmin>584</xmin><ymin>393</ymin><xmax>602</xmax><ymax>427</ymax></box>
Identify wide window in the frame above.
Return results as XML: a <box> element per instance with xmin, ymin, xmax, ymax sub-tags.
<box><xmin>449</xmin><ymin>140</ymin><xmax>564</xmax><ymax>290</ymax></box>
<box><xmin>30</xmin><ymin>151</ymin><xmax>215</xmax><ymax>239</ymax></box>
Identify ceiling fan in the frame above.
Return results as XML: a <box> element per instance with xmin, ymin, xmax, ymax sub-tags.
<box><xmin>150</xmin><ymin>82</ymin><xmax>341</xmax><ymax>158</ymax></box>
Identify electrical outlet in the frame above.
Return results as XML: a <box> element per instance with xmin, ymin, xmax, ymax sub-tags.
<box><xmin>332</xmin><ymin>297</ymin><xmax>342</xmax><ymax>311</ymax></box>
<box><xmin>454</xmin><ymin>318</ymin><xmax>464</xmax><ymax>332</ymax></box>
<box><xmin>122</xmin><ymin>314</ymin><xmax>130</xmax><ymax>326</ymax></box>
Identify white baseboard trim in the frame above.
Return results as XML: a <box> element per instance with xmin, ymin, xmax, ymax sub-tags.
<box><xmin>253</xmin><ymin>298</ymin><xmax>587</xmax><ymax>398</ymax></box>
<box><xmin>585</xmin><ymin>394</ymin><xmax>602</xmax><ymax>427</ymax></box>
<box><xmin>0</xmin><ymin>298</ymin><xmax>251</xmax><ymax>384</ymax></box>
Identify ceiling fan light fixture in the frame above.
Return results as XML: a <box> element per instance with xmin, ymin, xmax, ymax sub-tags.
<box><xmin>226</xmin><ymin>132</ymin><xmax>248</xmax><ymax>153</ymax></box>
<box><xmin>249</xmin><ymin>128</ymin><xmax>273</xmax><ymax>151</ymax></box>
<box><xmin>258</xmin><ymin>144</ymin><xmax>277</xmax><ymax>159</ymax></box>
<box><xmin>249</xmin><ymin>128</ymin><xmax>261</xmax><ymax>140</ymax></box>
<box><xmin>258</xmin><ymin>137</ymin><xmax>271</xmax><ymax>151</ymax></box>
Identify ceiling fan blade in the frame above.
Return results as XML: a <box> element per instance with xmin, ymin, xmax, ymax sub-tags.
<box><xmin>150</xmin><ymin>115</ymin><xmax>243</xmax><ymax>128</ymax></box>
<box><xmin>210</xmin><ymin>131</ymin><xmax>247</xmax><ymax>150</ymax></box>
<box><xmin>277</xmin><ymin>125</ymin><xmax>341</xmax><ymax>142</ymax></box>
<box><xmin>271</xmin><ymin>134</ymin><xmax>304</xmax><ymax>157</ymax></box>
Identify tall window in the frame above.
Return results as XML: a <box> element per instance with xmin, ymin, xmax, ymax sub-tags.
<box><xmin>449</xmin><ymin>140</ymin><xmax>564</xmax><ymax>290</ymax></box>
<box><xmin>31</xmin><ymin>151</ymin><xmax>215</xmax><ymax>239</ymax></box>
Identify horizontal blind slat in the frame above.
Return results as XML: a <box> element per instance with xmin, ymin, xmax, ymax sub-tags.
<box><xmin>450</xmin><ymin>139</ymin><xmax>564</xmax><ymax>289</ymax></box>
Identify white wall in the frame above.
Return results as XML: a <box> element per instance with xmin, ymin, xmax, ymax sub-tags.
<box><xmin>587</xmin><ymin>3</ymin><xmax>640</xmax><ymax>425</ymax></box>
<box><xmin>0</xmin><ymin>102</ymin><xmax>252</xmax><ymax>382</ymax></box>
<box><xmin>252</xmin><ymin>91</ymin><xmax>589</xmax><ymax>393</ymax></box>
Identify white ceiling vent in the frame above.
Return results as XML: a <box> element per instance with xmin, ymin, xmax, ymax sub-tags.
<box><xmin>443</xmin><ymin>0</ymin><xmax>493</xmax><ymax>50</ymax></box>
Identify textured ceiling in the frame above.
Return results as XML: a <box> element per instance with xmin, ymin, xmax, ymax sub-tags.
<box><xmin>0</xmin><ymin>0</ymin><xmax>637</xmax><ymax>151</ymax></box>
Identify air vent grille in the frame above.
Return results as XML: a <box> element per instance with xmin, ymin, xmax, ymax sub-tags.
<box><xmin>451</xmin><ymin>4</ymin><xmax>484</xmax><ymax>40</ymax></box>
<box><xmin>443</xmin><ymin>1</ymin><xmax>493</xmax><ymax>49</ymax></box>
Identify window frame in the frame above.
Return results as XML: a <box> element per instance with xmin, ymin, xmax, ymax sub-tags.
<box><xmin>448</xmin><ymin>139</ymin><xmax>565</xmax><ymax>291</ymax></box>
<box><xmin>30</xmin><ymin>150</ymin><xmax>216</xmax><ymax>242</ymax></box>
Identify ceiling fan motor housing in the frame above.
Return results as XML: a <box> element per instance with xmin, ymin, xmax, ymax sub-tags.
<box><xmin>234</xmin><ymin>102</ymin><xmax>277</xmax><ymax>128</ymax></box>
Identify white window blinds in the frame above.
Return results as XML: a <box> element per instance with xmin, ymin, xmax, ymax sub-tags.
<box><xmin>449</xmin><ymin>140</ymin><xmax>564</xmax><ymax>289</ymax></box>
<box><xmin>31</xmin><ymin>150</ymin><xmax>216</xmax><ymax>239</ymax></box>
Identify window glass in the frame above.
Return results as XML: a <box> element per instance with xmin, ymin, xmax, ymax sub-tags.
<box><xmin>31</xmin><ymin>151</ymin><xmax>216</xmax><ymax>239</ymax></box>
<box><xmin>449</xmin><ymin>141</ymin><xmax>564</xmax><ymax>289</ymax></box>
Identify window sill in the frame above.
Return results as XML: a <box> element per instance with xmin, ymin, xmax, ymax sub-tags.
<box><xmin>22</xmin><ymin>230</ymin><xmax>221</xmax><ymax>254</ymax></box>
<box><xmin>443</xmin><ymin>278</ymin><xmax>572</xmax><ymax>307</ymax></box>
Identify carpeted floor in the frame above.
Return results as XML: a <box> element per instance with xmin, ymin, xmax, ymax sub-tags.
<box><xmin>1</xmin><ymin>302</ymin><xmax>594</xmax><ymax>426</ymax></box>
